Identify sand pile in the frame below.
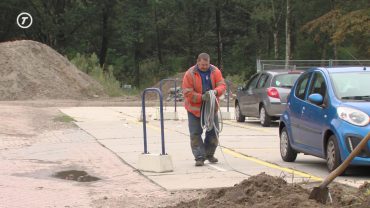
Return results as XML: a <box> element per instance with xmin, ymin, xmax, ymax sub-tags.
<box><xmin>0</xmin><ymin>40</ymin><xmax>105</xmax><ymax>100</ymax></box>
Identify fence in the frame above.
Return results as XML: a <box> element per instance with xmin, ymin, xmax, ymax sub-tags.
<box><xmin>257</xmin><ymin>59</ymin><xmax>370</xmax><ymax>72</ymax></box>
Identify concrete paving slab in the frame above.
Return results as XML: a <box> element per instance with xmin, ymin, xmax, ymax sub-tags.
<box><xmin>60</xmin><ymin>107</ymin><xmax>370</xmax><ymax>190</ymax></box>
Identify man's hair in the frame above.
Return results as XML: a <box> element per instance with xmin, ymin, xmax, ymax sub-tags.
<box><xmin>197</xmin><ymin>53</ymin><xmax>210</xmax><ymax>61</ymax></box>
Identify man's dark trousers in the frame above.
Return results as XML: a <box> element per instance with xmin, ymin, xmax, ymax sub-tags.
<box><xmin>187</xmin><ymin>111</ymin><xmax>219</xmax><ymax>161</ymax></box>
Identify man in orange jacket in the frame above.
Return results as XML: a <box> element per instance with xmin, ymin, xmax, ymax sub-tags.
<box><xmin>182</xmin><ymin>53</ymin><xmax>226</xmax><ymax>166</ymax></box>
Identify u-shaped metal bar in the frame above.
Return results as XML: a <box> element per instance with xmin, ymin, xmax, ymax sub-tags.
<box><xmin>141</xmin><ymin>88</ymin><xmax>166</xmax><ymax>155</ymax></box>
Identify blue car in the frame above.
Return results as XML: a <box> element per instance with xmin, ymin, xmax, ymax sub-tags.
<box><xmin>279</xmin><ymin>66</ymin><xmax>370</xmax><ymax>172</ymax></box>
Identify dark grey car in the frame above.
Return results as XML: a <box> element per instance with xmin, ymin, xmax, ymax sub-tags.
<box><xmin>235</xmin><ymin>70</ymin><xmax>302</xmax><ymax>127</ymax></box>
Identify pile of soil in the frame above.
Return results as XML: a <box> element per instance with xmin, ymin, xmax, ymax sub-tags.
<box><xmin>0</xmin><ymin>40</ymin><xmax>105</xmax><ymax>100</ymax></box>
<box><xmin>168</xmin><ymin>173</ymin><xmax>370</xmax><ymax>208</ymax></box>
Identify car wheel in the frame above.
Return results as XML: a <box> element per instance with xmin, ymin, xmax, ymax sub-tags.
<box><xmin>280</xmin><ymin>127</ymin><xmax>297</xmax><ymax>162</ymax></box>
<box><xmin>235</xmin><ymin>102</ymin><xmax>245</xmax><ymax>122</ymax></box>
<box><xmin>260</xmin><ymin>106</ymin><xmax>271</xmax><ymax>127</ymax></box>
<box><xmin>326</xmin><ymin>135</ymin><xmax>342</xmax><ymax>173</ymax></box>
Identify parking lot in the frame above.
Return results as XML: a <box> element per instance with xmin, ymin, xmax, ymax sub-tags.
<box><xmin>61</xmin><ymin>106</ymin><xmax>370</xmax><ymax>190</ymax></box>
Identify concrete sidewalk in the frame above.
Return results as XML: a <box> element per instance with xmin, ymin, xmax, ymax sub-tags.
<box><xmin>61</xmin><ymin>106</ymin><xmax>343</xmax><ymax>190</ymax></box>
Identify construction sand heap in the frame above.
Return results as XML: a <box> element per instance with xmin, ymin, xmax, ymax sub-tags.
<box><xmin>0</xmin><ymin>40</ymin><xmax>106</xmax><ymax>100</ymax></box>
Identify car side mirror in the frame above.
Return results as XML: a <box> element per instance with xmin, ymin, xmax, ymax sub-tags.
<box><xmin>308</xmin><ymin>93</ymin><xmax>323</xmax><ymax>106</ymax></box>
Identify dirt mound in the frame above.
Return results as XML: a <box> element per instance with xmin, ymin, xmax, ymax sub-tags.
<box><xmin>168</xmin><ymin>173</ymin><xmax>323</xmax><ymax>208</ymax></box>
<box><xmin>329</xmin><ymin>183</ymin><xmax>368</xmax><ymax>207</ymax></box>
<box><xmin>0</xmin><ymin>40</ymin><xmax>105</xmax><ymax>100</ymax></box>
<box><xmin>168</xmin><ymin>173</ymin><xmax>370</xmax><ymax>207</ymax></box>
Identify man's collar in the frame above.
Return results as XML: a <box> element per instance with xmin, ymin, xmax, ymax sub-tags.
<box><xmin>192</xmin><ymin>64</ymin><xmax>215</xmax><ymax>74</ymax></box>
<box><xmin>196</xmin><ymin>65</ymin><xmax>211</xmax><ymax>72</ymax></box>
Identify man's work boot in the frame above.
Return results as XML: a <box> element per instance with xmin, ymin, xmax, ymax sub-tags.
<box><xmin>195</xmin><ymin>159</ymin><xmax>204</xmax><ymax>166</ymax></box>
<box><xmin>206</xmin><ymin>156</ymin><xmax>218</xmax><ymax>163</ymax></box>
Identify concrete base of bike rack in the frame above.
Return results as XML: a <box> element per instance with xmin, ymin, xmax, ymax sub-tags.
<box><xmin>154</xmin><ymin>108</ymin><xmax>179</xmax><ymax>120</ymax></box>
<box><xmin>138</xmin><ymin>153</ymin><xmax>174</xmax><ymax>173</ymax></box>
<box><xmin>221</xmin><ymin>111</ymin><xmax>233</xmax><ymax>120</ymax></box>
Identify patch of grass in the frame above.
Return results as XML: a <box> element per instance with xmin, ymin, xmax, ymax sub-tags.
<box><xmin>54</xmin><ymin>114</ymin><xmax>76</xmax><ymax>123</ymax></box>
<box><xmin>122</xmin><ymin>87</ymin><xmax>142</xmax><ymax>96</ymax></box>
<box><xmin>365</xmin><ymin>188</ymin><xmax>370</xmax><ymax>196</ymax></box>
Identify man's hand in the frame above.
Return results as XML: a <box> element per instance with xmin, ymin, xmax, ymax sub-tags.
<box><xmin>202</xmin><ymin>90</ymin><xmax>218</xmax><ymax>101</ymax></box>
<box><xmin>212</xmin><ymin>90</ymin><xmax>217</xmax><ymax>96</ymax></box>
<box><xmin>202</xmin><ymin>92</ymin><xmax>210</xmax><ymax>101</ymax></box>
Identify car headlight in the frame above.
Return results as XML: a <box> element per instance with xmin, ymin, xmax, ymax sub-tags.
<box><xmin>337</xmin><ymin>107</ymin><xmax>370</xmax><ymax>126</ymax></box>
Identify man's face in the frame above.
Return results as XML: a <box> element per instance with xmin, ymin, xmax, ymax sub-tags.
<box><xmin>197</xmin><ymin>59</ymin><xmax>210</xmax><ymax>71</ymax></box>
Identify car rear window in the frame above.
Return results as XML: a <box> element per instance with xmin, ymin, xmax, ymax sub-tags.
<box><xmin>271</xmin><ymin>74</ymin><xmax>301</xmax><ymax>88</ymax></box>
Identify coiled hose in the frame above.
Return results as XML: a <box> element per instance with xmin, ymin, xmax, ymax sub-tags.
<box><xmin>200</xmin><ymin>90</ymin><xmax>223</xmax><ymax>134</ymax></box>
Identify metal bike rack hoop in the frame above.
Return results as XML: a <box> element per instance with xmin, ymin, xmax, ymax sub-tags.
<box><xmin>141</xmin><ymin>88</ymin><xmax>166</xmax><ymax>155</ymax></box>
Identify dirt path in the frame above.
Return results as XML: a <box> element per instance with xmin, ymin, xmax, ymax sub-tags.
<box><xmin>0</xmin><ymin>103</ymin><xmax>202</xmax><ymax>207</ymax></box>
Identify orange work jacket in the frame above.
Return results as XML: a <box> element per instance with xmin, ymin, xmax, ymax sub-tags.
<box><xmin>182</xmin><ymin>64</ymin><xmax>226</xmax><ymax>117</ymax></box>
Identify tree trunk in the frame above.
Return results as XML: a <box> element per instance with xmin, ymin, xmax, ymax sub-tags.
<box><xmin>99</xmin><ymin>5</ymin><xmax>109</xmax><ymax>72</ymax></box>
<box><xmin>321</xmin><ymin>42</ymin><xmax>327</xmax><ymax>66</ymax></box>
<box><xmin>333</xmin><ymin>42</ymin><xmax>338</xmax><ymax>65</ymax></box>
<box><xmin>256</xmin><ymin>24</ymin><xmax>263</xmax><ymax>58</ymax></box>
<box><xmin>330</xmin><ymin>0</ymin><xmax>338</xmax><ymax>63</ymax></box>
<box><xmin>271</xmin><ymin>0</ymin><xmax>281</xmax><ymax>59</ymax></box>
<box><xmin>154</xmin><ymin>2</ymin><xmax>163</xmax><ymax>66</ymax></box>
<box><xmin>273</xmin><ymin>30</ymin><xmax>279</xmax><ymax>59</ymax></box>
<box><xmin>187</xmin><ymin>28</ymin><xmax>194</xmax><ymax>66</ymax></box>
<box><xmin>216</xmin><ymin>0</ymin><xmax>223</xmax><ymax>70</ymax></box>
<box><xmin>285</xmin><ymin>0</ymin><xmax>291</xmax><ymax>69</ymax></box>
<box><xmin>55</xmin><ymin>0</ymin><xmax>66</xmax><ymax>50</ymax></box>
<box><xmin>134</xmin><ymin>43</ymin><xmax>140</xmax><ymax>88</ymax></box>
<box><xmin>186</xmin><ymin>2</ymin><xmax>196</xmax><ymax>66</ymax></box>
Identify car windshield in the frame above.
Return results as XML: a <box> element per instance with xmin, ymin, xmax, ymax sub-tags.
<box><xmin>271</xmin><ymin>74</ymin><xmax>300</xmax><ymax>88</ymax></box>
<box><xmin>330</xmin><ymin>72</ymin><xmax>370</xmax><ymax>101</ymax></box>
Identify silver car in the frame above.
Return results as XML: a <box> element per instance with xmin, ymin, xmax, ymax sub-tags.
<box><xmin>235</xmin><ymin>70</ymin><xmax>302</xmax><ymax>127</ymax></box>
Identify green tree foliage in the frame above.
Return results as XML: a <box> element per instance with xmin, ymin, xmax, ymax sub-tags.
<box><xmin>71</xmin><ymin>53</ymin><xmax>123</xmax><ymax>97</ymax></box>
<box><xmin>301</xmin><ymin>1</ymin><xmax>370</xmax><ymax>59</ymax></box>
<box><xmin>1</xmin><ymin>0</ymin><xmax>369</xmax><ymax>89</ymax></box>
